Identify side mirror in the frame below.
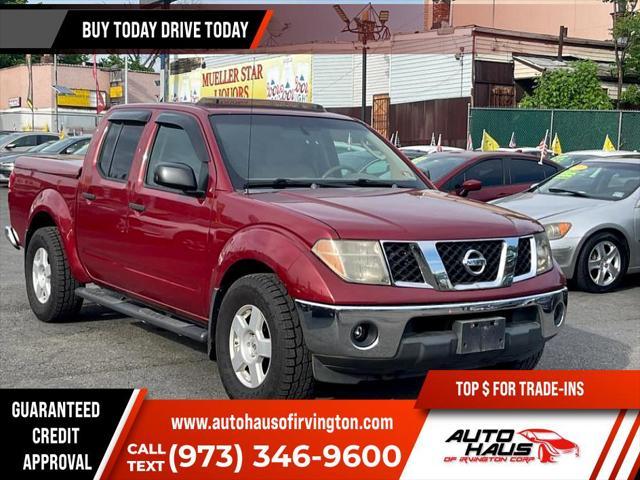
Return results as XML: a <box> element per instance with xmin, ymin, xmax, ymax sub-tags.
<box><xmin>459</xmin><ymin>179</ymin><xmax>482</xmax><ymax>197</ymax></box>
<box><xmin>5</xmin><ymin>143</ymin><xmax>16</xmax><ymax>150</ymax></box>
<box><xmin>154</xmin><ymin>163</ymin><xmax>198</xmax><ymax>192</ymax></box>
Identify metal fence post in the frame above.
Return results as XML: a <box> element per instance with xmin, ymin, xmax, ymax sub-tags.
<box><xmin>549</xmin><ymin>109</ymin><xmax>555</xmax><ymax>140</ymax></box>
<box><xmin>617</xmin><ymin>111</ymin><xmax>623</xmax><ymax>150</ymax></box>
<box><xmin>466</xmin><ymin>103</ymin><xmax>471</xmax><ymax>144</ymax></box>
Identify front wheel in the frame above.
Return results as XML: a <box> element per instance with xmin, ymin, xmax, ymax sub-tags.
<box><xmin>575</xmin><ymin>233</ymin><xmax>628</xmax><ymax>293</ymax></box>
<box><xmin>215</xmin><ymin>274</ymin><xmax>314</xmax><ymax>399</ymax></box>
<box><xmin>25</xmin><ymin>227</ymin><xmax>83</xmax><ymax>322</ymax></box>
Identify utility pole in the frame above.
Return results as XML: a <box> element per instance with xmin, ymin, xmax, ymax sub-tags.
<box><xmin>124</xmin><ymin>55</ymin><xmax>129</xmax><ymax>104</ymax></box>
<box><xmin>54</xmin><ymin>54</ymin><xmax>59</xmax><ymax>133</ymax></box>
<box><xmin>333</xmin><ymin>4</ymin><xmax>391</xmax><ymax>124</ymax></box>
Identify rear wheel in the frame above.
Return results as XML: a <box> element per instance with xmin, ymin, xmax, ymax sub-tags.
<box><xmin>215</xmin><ymin>274</ymin><xmax>314</xmax><ymax>399</ymax></box>
<box><xmin>25</xmin><ymin>227</ymin><xmax>83</xmax><ymax>322</ymax></box>
<box><xmin>575</xmin><ymin>233</ymin><xmax>628</xmax><ymax>293</ymax></box>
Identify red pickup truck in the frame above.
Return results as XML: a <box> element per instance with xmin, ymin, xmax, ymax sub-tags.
<box><xmin>5</xmin><ymin>99</ymin><xmax>567</xmax><ymax>399</ymax></box>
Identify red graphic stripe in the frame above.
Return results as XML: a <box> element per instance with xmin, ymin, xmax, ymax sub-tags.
<box><xmin>250</xmin><ymin>10</ymin><xmax>273</xmax><ymax>49</ymax></box>
<box><xmin>610</xmin><ymin>411</ymin><xmax>640</xmax><ymax>480</ymax></box>
<box><xmin>627</xmin><ymin>449</ymin><xmax>640</xmax><ymax>480</ymax></box>
<box><xmin>97</xmin><ymin>388</ymin><xmax>147</xmax><ymax>480</ymax></box>
<box><xmin>590</xmin><ymin>409</ymin><xmax>627</xmax><ymax>480</ymax></box>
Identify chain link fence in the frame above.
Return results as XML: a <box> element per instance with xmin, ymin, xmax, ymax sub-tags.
<box><xmin>0</xmin><ymin>111</ymin><xmax>102</xmax><ymax>136</ymax></box>
<box><xmin>469</xmin><ymin>108</ymin><xmax>640</xmax><ymax>152</ymax></box>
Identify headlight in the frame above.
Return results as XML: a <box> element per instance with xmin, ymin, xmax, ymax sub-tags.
<box><xmin>312</xmin><ymin>239</ymin><xmax>390</xmax><ymax>285</ymax></box>
<box><xmin>544</xmin><ymin>222</ymin><xmax>572</xmax><ymax>240</ymax></box>
<box><xmin>534</xmin><ymin>232</ymin><xmax>553</xmax><ymax>275</ymax></box>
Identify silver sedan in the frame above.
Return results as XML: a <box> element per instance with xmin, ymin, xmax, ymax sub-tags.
<box><xmin>492</xmin><ymin>157</ymin><xmax>640</xmax><ymax>293</ymax></box>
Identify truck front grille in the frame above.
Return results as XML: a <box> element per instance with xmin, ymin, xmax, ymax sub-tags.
<box><xmin>515</xmin><ymin>238</ymin><xmax>533</xmax><ymax>277</ymax></box>
<box><xmin>436</xmin><ymin>240</ymin><xmax>503</xmax><ymax>285</ymax></box>
<box><xmin>381</xmin><ymin>236</ymin><xmax>534</xmax><ymax>291</ymax></box>
<box><xmin>383</xmin><ymin>243</ymin><xmax>424</xmax><ymax>284</ymax></box>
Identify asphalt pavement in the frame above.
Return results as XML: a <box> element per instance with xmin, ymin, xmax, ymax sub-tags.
<box><xmin>1</xmin><ymin>189</ymin><xmax>638</xmax><ymax>399</ymax></box>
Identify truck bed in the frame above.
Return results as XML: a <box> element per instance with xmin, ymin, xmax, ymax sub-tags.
<box><xmin>8</xmin><ymin>155</ymin><xmax>83</xmax><ymax>246</ymax></box>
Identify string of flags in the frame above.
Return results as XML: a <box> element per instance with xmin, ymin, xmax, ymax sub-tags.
<box><xmin>478</xmin><ymin>130</ymin><xmax>614</xmax><ymax>155</ymax></box>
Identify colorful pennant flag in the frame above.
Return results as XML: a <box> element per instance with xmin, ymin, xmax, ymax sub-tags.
<box><xmin>481</xmin><ymin>130</ymin><xmax>500</xmax><ymax>152</ymax></box>
<box><xmin>552</xmin><ymin>133</ymin><xmax>563</xmax><ymax>155</ymax></box>
<box><xmin>509</xmin><ymin>132</ymin><xmax>517</xmax><ymax>148</ymax></box>
<box><xmin>603</xmin><ymin>135</ymin><xmax>616</xmax><ymax>152</ymax></box>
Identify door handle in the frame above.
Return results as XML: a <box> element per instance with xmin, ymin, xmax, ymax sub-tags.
<box><xmin>128</xmin><ymin>202</ymin><xmax>145</xmax><ymax>212</ymax></box>
<box><xmin>81</xmin><ymin>192</ymin><xmax>96</xmax><ymax>201</ymax></box>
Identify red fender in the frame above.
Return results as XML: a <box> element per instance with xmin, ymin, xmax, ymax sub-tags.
<box><xmin>212</xmin><ymin>225</ymin><xmax>335</xmax><ymax>305</ymax></box>
<box><xmin>27</xmin><ymin>189</ymin><xmax>91</xmax><ymax>283</ymax></box>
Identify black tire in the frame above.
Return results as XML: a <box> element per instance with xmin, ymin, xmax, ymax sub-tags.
<box><xmin>574</xmin><ymin>232</ymin><xmax>628</xmax><ymax>293</ymax></box>
<box><xmin>25</xmin><ymin>227</ymin><xmax>83</xmax><ymax>322</ymax></box>
<box><xmin>215</xmin><ymin>273</ymin><xmax>314</xmax><ymax>399</ymax></box>
<box><xmin>492</xmin><ymin>346</ymin><xmax>544</xmax><ymax>370</ymax></box>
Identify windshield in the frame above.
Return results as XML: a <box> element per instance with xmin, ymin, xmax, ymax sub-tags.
<box><xmin>27</xmin><ymin>141</ymin><xmax>56</xmax><ymax>152</ymax></box>
<box><xmin>537</xmin><ymin>162</ymin><xmax>640</xmax><ymax>200</ymax></box>
<box><xmin>210</xmin><ymin>114</ymin><xmax>425</xmax><ymax>190</ymax></box>
<box><xmin>39</xmin><ymin>137</ymin><xmax>87</xmax><ymax>154</ymax></box>
<box><xmin>413</xmin><ymin>154</ymin><xmax>468</xmax><ymax>181</ymax></box>
<box><xmin>554</xmin><ymin>153</ymin><xmax>595</xmax><ymax>168</ymax></box>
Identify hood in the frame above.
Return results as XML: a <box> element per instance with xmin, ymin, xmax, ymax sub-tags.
<box><xmin>251</xmin><ymin>188</ymin><xmax>542</xmax><ymax>241</ymax></box>
<box><xmin>493</xmin><ymin>192</ymin><xmax>605</xmax><ymax>222</ymax></box>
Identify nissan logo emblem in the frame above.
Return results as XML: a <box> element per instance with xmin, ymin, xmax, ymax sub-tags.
<box><xmin>462</xmin><ymin>249</ymin><xmax>487</xmax><ymax>276</ymax></box>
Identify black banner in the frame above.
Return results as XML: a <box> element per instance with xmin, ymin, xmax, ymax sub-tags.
<box><xmin>0</xmin><ymin>7</ymin><xmax>270</xmax><ymax>53</ymax></box>
<box><xmin>1</xmin><ymin>389</ymin><xmax>135</xmax><ymax>479</ymax></box>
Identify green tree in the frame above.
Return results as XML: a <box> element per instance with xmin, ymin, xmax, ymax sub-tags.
<box><xmin>100</xmin><ymin>54</ymin><xmax>157</xmax><ymax>72</ymax></box>
<box><xmin>519</xmin><ymin>61</ymin><xmax>613</xmax><ymax>110</ymax></box>
<box><xmin>58</xmin><ymin>54</ymin><xmax>88</xmax><ymax>65</ymax></box>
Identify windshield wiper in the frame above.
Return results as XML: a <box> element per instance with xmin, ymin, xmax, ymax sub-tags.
<box><xmin>339</xmin><ymin>178</ymin><xmax>403</xmax><ymax>188</ymax></box>
<box><xmin>547</xmin><ymin>188</ymin><xmax>591</xmax><ymax>198</ymax></box>
<box><xmin>243</xmin><ymin>178</ymin><xmax>345</xmax><ymax>190</ymax></box>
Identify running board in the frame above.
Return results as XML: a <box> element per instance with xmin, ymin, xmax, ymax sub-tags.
<box><xmin>75</xmin><ymin>287</ymin><xmax>208</xmax><ymax>343</ymax></box>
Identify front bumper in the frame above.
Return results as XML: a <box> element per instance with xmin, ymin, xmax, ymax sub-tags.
<box><xmin>295</xmin><ymin>288</ymin><xmax>568</xmax><ymax>383</ymax></box>
<box><xmin>550</xmin><ymin>237</ymin><xmax>581</xmax><ymax>279</ymax></box>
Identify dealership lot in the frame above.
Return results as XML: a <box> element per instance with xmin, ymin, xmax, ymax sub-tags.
<box><xmin>1</xmin><ymin>189</ymin><xmax>638</xmax><ymax>398</ymax></box>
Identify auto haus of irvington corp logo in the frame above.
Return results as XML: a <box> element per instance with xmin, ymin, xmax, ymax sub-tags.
<box><xmin>443</xmin><ymin>428</ymin><xmax>579</xmax><ymax>465</ymax></box>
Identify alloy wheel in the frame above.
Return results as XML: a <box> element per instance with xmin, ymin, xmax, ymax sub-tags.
<box><xmin>32</xmin><ymin>247</ymin><xmax>52</xmax><ymax>304</ymax></box>
<box><xmin>587</xmin><ymin>241</ymin><xmax>621</xmax><ymax>287</ymax></box>
<box><xmin>228</xmin><ymin>304</ymin><xmax>272</xmax><ymax>388</ymax></box>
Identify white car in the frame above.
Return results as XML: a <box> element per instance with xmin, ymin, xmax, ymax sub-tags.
<box><xmin>400</xmin><ymin>145</ymin><xmax>463</xmax><ymax>160</ymax></box>
<box><xmin>554</xmin><ymin>150</ymin><xmax>639</xmax><ymax>168</ymax></box>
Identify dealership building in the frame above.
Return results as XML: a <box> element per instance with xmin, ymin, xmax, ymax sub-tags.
<box><xmin>169</xmin><ymin>24</ymin><xmax>619</xmax><ymax>148</ymax></box>
<box><xmin>0</xmin><ymin>59</ymin><xmax>159</xmax><ymax>133</ymax></box>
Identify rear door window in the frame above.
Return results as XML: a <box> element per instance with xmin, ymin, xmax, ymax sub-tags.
<box><xmin>97</xmin><ymin>122</ymin><xmax>145</xmax><ymax>181</ymax></box>
<box><xmin>463</xmin><ymin>159</ymin><xmax>505</xmax><ymax>186</ymax></box>
<box><xmin>509</xmin><ymin>158</ymin><xmax>547</xmax><ymax>184</ymax></box>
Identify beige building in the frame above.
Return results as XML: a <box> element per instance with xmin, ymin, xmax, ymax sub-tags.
<box><xmin>0</xmin><ymin>62</ymin><xmax>159</xmax><ymax>133</ymax></box>
<box><xmin>424</xmin><ymin>0</ymin><xmax>616</xmax><ymax>40</ymax></box>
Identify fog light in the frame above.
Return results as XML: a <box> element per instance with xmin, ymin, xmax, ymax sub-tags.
<box><xmin>553</xmin><ymin>303</ymin><xmax>566</xmax><ymax>327</ymax></box>
<box><xmin>351</xmin><ymin>322</ymin><xmax>378</xmax><ymax>349</ymax></box>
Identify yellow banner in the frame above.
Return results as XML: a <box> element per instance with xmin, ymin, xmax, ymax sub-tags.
<box><xmin>58</xmin><ymin>88</ymin><xmax>106</xmax><ymax>108</ymax></box>
<box><xmin>170</xmin><ymin>55</ymin><xmax>312</xmax><ymax>103</ymax></box>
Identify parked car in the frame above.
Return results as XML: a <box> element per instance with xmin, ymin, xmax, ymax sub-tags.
<box><xmin>0</xmin><ymin>132</ymin><xmax>59</xmax><ymax>154</ymax></box>
<box><xmin>492</xmin><ymin>157</ymin><xmax>640</xmax><ymax>293</ymax></box>
<box><xmin>519</xmin><ymin>429</ymin><xmax>579</xmax><ymax>463</ymax></box>
<box><xmin>5</xmin><ymin>99</ymin><xmax>567</xmax><ymax>399</ymax></box>
<box><xmin>400</xmin><ymin>145</ymin><xmax>464</xmax><ymax>160</ymax></box>
<box><xmin>0</xmin><ymin>135</ymin><xmax>91</xmax><ymax>184</ymax></box>
<box><xmin>553</xmin><ymin>150</ymin><xmax>639</xmax><ymax>168</ymax></box>
<box><xmin>413</xmin><ymin>151</ymin><xmax>562</xmax><ymax>202</ymax></box>
<box><xmin>498</xmin><ymin>147</ymin><xmax>554</xmax><ymax>162</ymax></box>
